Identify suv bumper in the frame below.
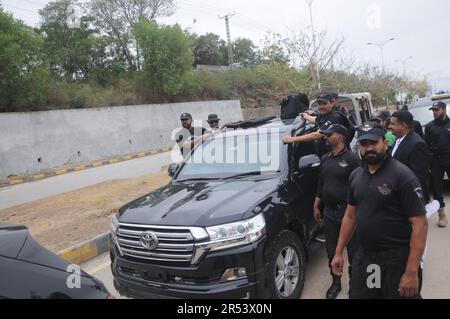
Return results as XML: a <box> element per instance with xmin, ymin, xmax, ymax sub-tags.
<box><xmin>110</xmin><ymin>237</ymin><xmax>268</xmax><ymax>299</ymax></box>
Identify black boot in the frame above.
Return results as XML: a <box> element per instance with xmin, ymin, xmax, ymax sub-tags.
<box><xmin>326</xmin><ymin>276</ymin><xmax>342</xmax><ymax>299</ymax></box>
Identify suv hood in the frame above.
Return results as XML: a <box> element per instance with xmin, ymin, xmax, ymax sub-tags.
<box><xmin>118</xmin><ymin>178</ymin><xmax>282</xmax><ymax>227</ymax></box>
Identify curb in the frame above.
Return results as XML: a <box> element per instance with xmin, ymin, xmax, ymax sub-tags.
<box><xmin>0</xmin><ymin>147</ymin><xmax>173</xmax><ymax>189</ymax></box>
<box><xmin>57</xmin><ymin>164</ymin><xmax>172</xmax><ymax>265</ymax></box>
<box><xmin>57</xmin><ymin>232</ymin><xmax>111</xmax><ymax>265</ymax></box>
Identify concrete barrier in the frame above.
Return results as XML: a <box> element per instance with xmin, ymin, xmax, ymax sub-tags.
<box><xmin>0</xmin><ymin>100</ymin><xmax>243</xmax><ymax>180</ymax></box>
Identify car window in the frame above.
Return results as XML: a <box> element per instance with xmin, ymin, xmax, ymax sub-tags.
<box><xmin>176</xmin><ymin>133</ymin><xmax>285</xmax><ymax>179</ymax></box>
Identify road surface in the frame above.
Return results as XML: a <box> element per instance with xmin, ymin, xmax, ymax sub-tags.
<box><xmin>0</xmin><ymin>152</ymin><xmax>173</xmax><ymax>209</ymax></box>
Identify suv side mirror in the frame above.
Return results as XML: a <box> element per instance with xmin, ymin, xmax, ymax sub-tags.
<box><xmin>298</xmin><ymin>155</ymin><xmax>321</xmax><ymax>172</ymax></box>
<box><xmin>168</xmin><ymin>164</ymin><xmax>179</xmax><ymax>177</ymax></box>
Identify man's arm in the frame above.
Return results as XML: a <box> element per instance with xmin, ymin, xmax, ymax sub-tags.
<box><xmin>398</xmin><ymin>215</ymin><xmax>428</xmax><ymax>297</ymax></box>
<box><xmin>283</xmin><ymin>131</ymin><xmax>324</xmax><ymax>144</ymax></box>
<box><xmin>331</xmin><ymin>204</ymin><xmax>357</xmax><ymax>277</ymax></box>
<box><xmin>408</xmin><ymin>142</ymin><xmax>431</xmax><ymax>183</ymax></box>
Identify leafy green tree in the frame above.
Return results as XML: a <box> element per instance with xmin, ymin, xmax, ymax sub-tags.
<box><xmin>233</xmin><ymin>38</ymin><xmax>257</xmax><ymax>67</ymax></box>
<box><xmin>90</xmin><ymin>0</ymin><xmax>176</xmax><ymax>71</ymax></box>
<box><xmin>192</xmin><ymin>33</ymin><xmax>228</xmax><ymax>66</ymax></box>
<box><xmin>134</xmin><ymin>19</ymin><xmax>194</xmax><ymax>98</ymax></box>
<box><xmin>39</xmin><ymin>0</ymin><xmax>100</xmax><ymax>81</ymax></box>
<box><xmin>0</xmin><ymin>7</ymin><xmax>49</xmax><ymax>112</ymax></box>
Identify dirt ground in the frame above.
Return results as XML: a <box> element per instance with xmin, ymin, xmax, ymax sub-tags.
<box><xmin>0</xmin><ymin>171</ymin><xmax>170</xmax><ymax>252</ymax></box>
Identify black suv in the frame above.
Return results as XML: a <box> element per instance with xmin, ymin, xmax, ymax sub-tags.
<box><xmin>110</xmin><ymin>117</ymin><xmax>322</xmax><ymax>299</ymax></box>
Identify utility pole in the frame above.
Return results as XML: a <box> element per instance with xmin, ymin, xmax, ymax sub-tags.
<box><xmin>305</xmin><ymin>0</ymin><xmax>321</xmax><ymax>92</ymax></box>
<box><xmin>368</xmin><ymin>38</ymin><xmax>395</xmax><ymax>109</ymax></box>
<box><xmin>220</xmin><ymin>13</ymin><xmax>238</xmax><ymax>98</ymax></box>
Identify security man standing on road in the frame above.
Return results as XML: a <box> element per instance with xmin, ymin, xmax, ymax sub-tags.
<box><xmin>331</xmin><ymin>124</ymin><xmax>428</xmax><ymax>299</ymax></box>
<box><xmin>283</xmin><ymin>93</ymin><xmax>350</xmax><ymax>157</ymax></box>
<box><xmin>389</xmin><ymin>111</ymin><xmax>431</xmax><ymax>204</ymax></box>
<box><xmin>424</xmin><ymin>101</ymin><xmax>450</xmax><ymax>227</ymax></box>
<box><xmin>314</xmin><ymin>124</ymin><xmax>360</xmax><ymax>299</ymax></box>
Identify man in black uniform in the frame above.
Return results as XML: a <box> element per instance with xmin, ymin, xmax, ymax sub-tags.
<box><xmin>283</xmin><ymin>93</ymin><xmax>348</xmax><ymax>157</ymax></box>
<box><xmin>314</xmin><ymin>124</ymin><xmax>360</xmax><ymax>299</ymax></box>
<box><xmin>175</xmin><ymin>113</ymin><xmax>207</xmax><ymax>157</ymax></box>
<box><xmin>389</xmin><ymin>111</ymin><xmax>431</xmax><ymax>203</ymax></box>
<box><xmin>425</xmin><ymin>101</ymin><xmax>450</xmax><ymax>227</ymax></box>
<box><xmin>331</xmin><ymin>124</ymin><xmax>428</xmax><ymax>299</ymax></box>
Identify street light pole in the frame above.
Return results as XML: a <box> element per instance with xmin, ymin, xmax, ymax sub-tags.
<box><xmin>368</xmin><ymin>38</ymin><xmax>395</xmax><ymax>109</ymax></box>
<box><xmin>305</xmin><ymin>0</ymin><xmax>321</xmax><ymax>91</ymax></box>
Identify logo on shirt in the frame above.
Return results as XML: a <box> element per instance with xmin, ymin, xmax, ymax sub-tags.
<box><xmin>414</xmin><ymin>187</ymin><xmax>424</xmax><ymax>200</ymax></box>
<box><xmin>377</xmin><ymin>184</ymin><xmax>393</xmax><ymax>196</ymax></box>
<box><xmin>337</xmin><ymin>160</ymin><xmax>349</xmax><ymax>168</ymax></box>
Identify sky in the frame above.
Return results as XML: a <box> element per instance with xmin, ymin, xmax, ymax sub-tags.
<box><xmin>2</xmin><ymin>0</ymin><xmax>450</xmax><ymax>92</ymax></box>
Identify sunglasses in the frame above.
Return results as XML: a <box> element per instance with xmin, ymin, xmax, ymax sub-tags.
<box><xmin>209</xmin><ymin>120</ymin><xmax>219</xmax><ymax>124</ymax></box>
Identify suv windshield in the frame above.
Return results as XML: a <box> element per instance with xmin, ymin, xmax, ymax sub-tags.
<box><xmin>176</xmin><ymin>132</ymin><xmax>285</xmax><ymax>181</ymax></box>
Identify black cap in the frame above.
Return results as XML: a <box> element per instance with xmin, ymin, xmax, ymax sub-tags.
<box><xmin>377</xmin><ymin>111</ymin><xmax>391</xmax><ymax>120</ymax></box>
<box><xmin>357</xmin><ymin>123</ymin><xmax>386</xmax><ymax>142</ymax></box>
<box><xmin>316</xmin><ymin>92</ymin><xmax>333</xmax><ymax>102</ymax></box>
<box><xmin>330</xmin><ymin>93</ymin><xmax>339</xmax><ymax>100</ymax></box>
<box><xmin>429</xmin><ymin>101</ymin><xmax>447</xmax><ymax>110</ymax></box>
<box><xmin>320</xmin><ymin>124</ymin><xmax>348</xmax><ymax>138</ymax></box>
<box><xmin>180</xmin><ymin>113</ymin><xmax>192</xmax><ymax>120</ymax></box>
<box><xmin>207</xmin><ymin>114</ymin><xmax>220</xmax><ymax>121</ymax></box>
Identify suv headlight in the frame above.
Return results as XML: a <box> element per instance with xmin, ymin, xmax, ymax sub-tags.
<box><xmin>110</xmin><ymin>214</ymin><xmax>119</xmax><ymax>243</ymax></box>
<box><xmin>202</xmin><ymin>214</ymin><xmax>266</xmax><ymax>252</ymax></box>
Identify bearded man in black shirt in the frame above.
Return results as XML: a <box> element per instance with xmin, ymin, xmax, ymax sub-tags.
<box><xmin>331</xmin><ymin>124</ymin><xmax>428</xmax><ymax>299</ymax></box>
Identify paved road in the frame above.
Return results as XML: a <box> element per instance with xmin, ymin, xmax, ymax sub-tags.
<box><xmin>82</xmin><ymin>213</ymin><xmax>450</xmax><ymax>299</ymax></box>
<box><xmin>0</xmin><ymin>152</ymin><xmax>173</xmax><ymax>209</ymax></box>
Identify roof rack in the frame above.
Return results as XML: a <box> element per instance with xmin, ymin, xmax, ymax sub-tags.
<box><xmin>432</xmin><ymin>93</ymin><xmax>450</xmax><ymax>101</ymax></box>
<box><xmin>225</xmin><ymin>116</ymin><xmax>277</xmax><ymax>129</ymax></box>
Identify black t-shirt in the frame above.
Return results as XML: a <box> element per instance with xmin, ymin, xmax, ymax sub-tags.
<box><xmin>316</xmin><ymin>110</ymin><xmax>349</xmax><ymax>131</ymax></box>
<box><xmin>424</xmin><ymin>117</ymin><xmax>450</xmax><ymax>157</ymax></box>
<box><xmin>175</xmin><ymin>127</ymin><xmax>207</xmax><ymax>155</ymax></box>
<box><xmin>348</xmin><ymin>157</ymin><xmax>426</xmax><ymax>251</ymax></box>
<box><xmin>317</xmin><ymin>149</ymin><xmax>360</xmax><ymax>207</ymax></box>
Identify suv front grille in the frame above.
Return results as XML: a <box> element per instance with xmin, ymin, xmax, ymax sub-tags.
<box><xmin>117</xmin><ymin>224</ymin><xmax>195</xmax><ymax>263</ymax></box>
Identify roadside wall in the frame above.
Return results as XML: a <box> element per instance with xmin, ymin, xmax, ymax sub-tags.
<box><xmin>0</xmin><ymin>100</ymin><xmax>243</xmax><ymax>179</ymax></box>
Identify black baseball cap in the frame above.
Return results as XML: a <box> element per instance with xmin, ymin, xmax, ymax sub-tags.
<box><xmin>320</xmin><ymin>124</ymin><xmax>348</xmax><ymax>138</ymax></box>
<box><xmin>429</xmin><ymin>101</ymin><xmax>447</xmax><ymax>110</ymax></box>
<box><xmin>377</xmin><ymin>111</ymin><xmax>391</xmax><ymax>120</ymax></box>
<box><xmin>207</xmin><ymin>114</ymin><xmax>220</xmax><ymax>121</ymax></box>
<box><xmin>180</xmin><ymin>113</ymin><xmax>192</xmax><ymax>120</ymax></box>
<box><xmin>357</xmin><ymin>123</ymin><xmax>386</xmax><ymax>142</ymax></box>
<box><xmin>316</xmin><ymin>92</ymin><xmax>333</xmax><ymax>102</ymax></box>
<box><xmin>330</xmin><ymin>93</ymin><xmax>339</xmax><ymax>100</ymax></box>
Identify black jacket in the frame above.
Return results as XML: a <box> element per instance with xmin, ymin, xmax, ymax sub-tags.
<box><xmin>392</xmin><ymin>131</ymin><xmax>431</xmax><ymax>202</ymax></box>
<box><xmin>424</xmin><ymin>117</ymin><xmax>450</xmax><ymax>157</ymax></box>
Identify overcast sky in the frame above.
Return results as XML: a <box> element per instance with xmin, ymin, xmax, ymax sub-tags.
<box><xmin>2</xmin><ymin>0</ymin><xmax>449</xmax><ymax>91</ymax></box>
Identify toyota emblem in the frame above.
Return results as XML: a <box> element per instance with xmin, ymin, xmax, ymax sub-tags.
<box><xmin>139</xmin><ymin>231</ymin><xmax>158</xmax><ymax>250</ymax></box>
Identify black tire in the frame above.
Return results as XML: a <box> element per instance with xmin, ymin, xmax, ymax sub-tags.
<box><xmin>266</xmin><ymin>230</ymin><xmax>306</xmax><ymax>299</ymax></box>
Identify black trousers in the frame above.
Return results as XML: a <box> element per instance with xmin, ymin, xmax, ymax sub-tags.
<box><xmin>431</xmin><ymin>157</ymin><xmax>450</xmax><ymax>208</ymax></box>
<box><xmin>323</xmin><ymin>205</ymin><xmax>358</xmax><ymax>277</ymax></box>
<box><xmin>350</xmin><ymin>247</ymin><xmax>423</xmax><ymax>299</ymax></box>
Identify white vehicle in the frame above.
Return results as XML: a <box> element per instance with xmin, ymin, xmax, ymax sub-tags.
<box><xmin>310</xmin><ymin>92</ymin><xmax>375</xmax><ymax>127</ymax></box>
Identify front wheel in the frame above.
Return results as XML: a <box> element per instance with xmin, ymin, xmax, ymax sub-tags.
<box><xmin>266</xmin><ymin>230</ymin><xmax>306</xmax><ymax>299</ymax></box>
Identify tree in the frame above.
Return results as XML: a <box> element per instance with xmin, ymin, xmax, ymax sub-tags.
<box><xmin>258</xmin><ymin>32</ymin><xmax>290</xmax><ymax>65</ymax></box>
<box><xmin>233</xmin><ymin>38</ymin><xmax>257</xmax><ymax>67</ymax></box>
<box><xmin>134</xmin><ymin>19</ymin><xmax>194</xmax><ymax>99</ymax></box>
<box><xmin>90</xmin><ymin>0</ymin><xmax>176</xmax><ymax>71</ymax></box>
<box><xmin>0</xmin><ymin>7</ymin><xmax>49</xmax><ymax>112</ymax></box>
<box><xmin>192</xmin><ymin>33</ymin><xmax>228</xmax><ymax>66</ymax></box>
<box><xmin>39</xmin><ymin>0</ymin><xmax>100</xmax><ymax>81</ymax></box>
